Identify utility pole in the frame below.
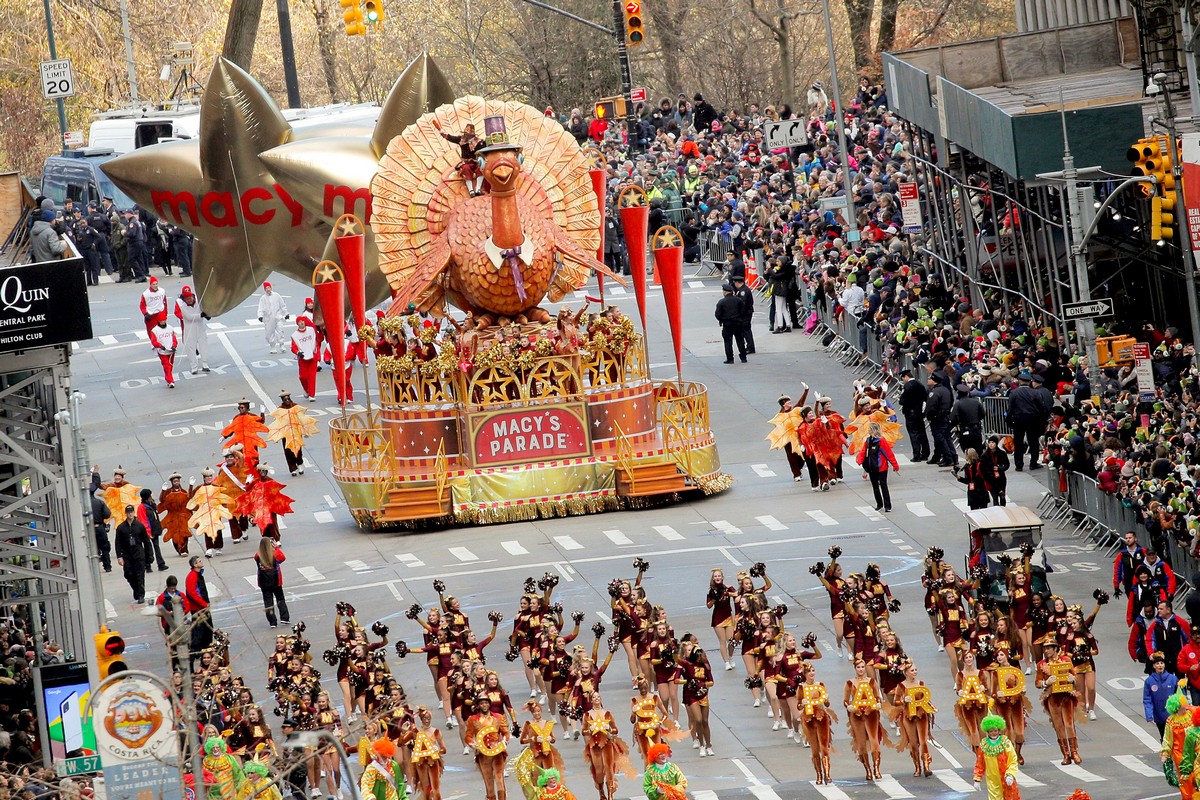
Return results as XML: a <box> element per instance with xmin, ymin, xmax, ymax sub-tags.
<box><xmin>277</xmin><ymin>0</ymin><xmax>302</xmax><ymax>108</ymax></box>
<box><xmin>41</xmin><ymin>0</ymin><xmax>68</xmax><ymax>154</ymax></box>
<box><xmin>118</xmin><ymin>0</ymin><xmax>138</xmax><ymax>102</ymax></box>
<box><xmin>171</xmin><ymin>604</ymin><xmax>207</xmax><ymax>798</ymax></box>
<box><xmin>609</xmin><ymin>0</ymin><xmax>638</xmax><ymax>155</ymax></box>
<box><xmin>820</xmin><ymin>0</ymin><xmax>858</xmax><ymax>243</ymax></box>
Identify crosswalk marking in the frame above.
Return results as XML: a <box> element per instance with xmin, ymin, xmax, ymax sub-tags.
<box><xmin>1051</xmin><ymin>762</ymin><xmax>1103</xmax><ymax>782</ymax></box>
<box><xmin>932</xmin><ymin>769</ymin><xmax>974</xmax><ymax>792</ymax></box>
<box><xmin>573</xmin><ymin>291</ymin><xmax>587</xmax><ymax>300</ymax></box>
<box><xmin>857</xmin><ymin>506</ymin><xmax>883</xmax><ymax>520</ymax></box>
<box><xmin>345</xmin><ymin>560</ymin><xmax>370</xmax><ymax>571</ymax></box>
<box><xmin>756</xmin><ymin>515</ymin><xmax>787</xmax><ymax>531</ymax></box>
<box><xmin>907</xmin><ymin>502</ymin><xmax>935</xmax><ymax>517</ymax></box>
<box><xmin>313</xmin><ymin>511</ymin><xmax>334</xmax><ymax>524</ymax></box>
<box><xmin>98</xmin><ymin>335</ymin><xmax>118</xmax><ymax>345</ymax></box>
<box><xmin>395</xmin><ymin>553</ymin><xmax>425</xmax><ymax>568</ymax></box>
<box><xmin>808</xmin><ymin>782</ymin><xmax>850</xmax><ymax>800</ymax></box>
<box><xmin>748</xmin><ymin>786</ymin><xmax>783</xmax><ymax>800</ymax></box>
<box><xmin>609</xmin><ymin>286</ymin><xmax>627</xmax><ymax>295</ymax></box>
<box><xmin>449</xmin><ymin>547</ymin><xmax>478</xmax><ymax>562</ymax></box>
<box><xmin>654</xmin><ymin>525</ymin><xmax>684</xmax><ymax>541</ymax></box>
<box><xmin>297</xmin><ymin>566</ymin><xmax>324</xmax><ymax>582</ymax></box>
<box><xmin>246</xmin><ymin>318</ymin><xmax>263</xmax><ymax>326</ymax></box>
<box><xmin>501</xmin><ymin>540</ymin><xmax>528</xmax><ymax>555</ymax></box>
<box><xmin>951</xmin><ymin>498</ymin><xmax>970</xmax><ymax>512</ymax></box>
<box><xmin>1018</xmin><ymin>772</ymin><xmax>1045</xmax><ymax>787</ymax></box>
<box><xmin>603</xmin><ymin>529</ymin><xmax>633</xmax><ymax>546</ymax></box>
<box><xmin>873</xmin><ymin>774</ymin><xmax>915</xmax><ymax>798</ymax></box>
<box><xmin>713</xmin><ymin>520</ymin><xmax>743</xmax><ymax>535</ymax></box>
<box><xmin>244</xmin><ymin>575</ymin><xmax>257</xmax><ymax>588</ymax></box>
<box><xmin>553</xmin><ymin>535</ymin><xmax>583</xmax><ymax>551</ymax></box>
<box><xmin>134</xmin><ymin>329</ymin><xmax>149</xmax><ymax>340</ymax></box>
<box><xmin>1113</xmin><ymin>754</ymin><xmax>1160</xmax><ymax>777</ymax></box>
<box><xmin>690</xmin><ymin>792</ymin><xmax>718</xmax><ymax>800</ymax></box>
<box><xmin>208</xmin><ymin>322</ymin><xmax>227</xmax><ymax>330</ymax></box>
<box><xmin>688</xmin><ymin>280</ymin><xmax>705</xmax><ymax>289</ymax></box>
<box><xmin>750</xmin><ymin>463</ymin><xmax>777</xmax><ymax>478</ymax></box>
<box><xmin>806</xmin><ymin>510</ymin><xmax>838</xmax><ymax>526</ymax></box>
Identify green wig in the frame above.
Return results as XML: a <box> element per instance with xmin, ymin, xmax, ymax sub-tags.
<box><xmin>204</xmin><ymin>737</ymin><xmax>226</xmax><ymax>756</ymax></box>
<box><xmin>1168</xmin><ymin>693</ymin><xmax>1187</xmax><ymax>716</ymax></box>
<box><xmin>244</xmin><ymin>761</ymin><xmax>269</xmax><ymax>778</ymax></box>
<box><xmin>537</xmin><ymin>768</ymin><xmax>561</xmax><ymax>788</ymax></box>
<box><xmin>979</xmin><ymin>713</ymin><xmax>1006</xmax><ymax>735</ymax></box>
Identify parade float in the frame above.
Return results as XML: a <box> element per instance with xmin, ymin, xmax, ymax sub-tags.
<box><xmin>102</xmin><ymin>54</ymin><xmax>730</xmax><ymax>529</ymax></box>
<box><xmin>327</xmin><ymin>97</ymin><xmax>730</xmax><ymax>528</ymax></box>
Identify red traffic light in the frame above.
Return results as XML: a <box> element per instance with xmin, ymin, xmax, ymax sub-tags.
<box><xmin>626</xmin><ymin>0</ymin><xmax>640</xmax><ymax>11</ymax></box>
<box><xmin>101</xmin><ymin>635</ymin><xmax>124</xmax><ymax>656</ymax></box>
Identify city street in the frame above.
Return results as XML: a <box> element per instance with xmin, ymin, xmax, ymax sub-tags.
<box><xmin>75</xmin><ymin>271</ymin><xmax>1165</xmax><ymax>800</ymax></box>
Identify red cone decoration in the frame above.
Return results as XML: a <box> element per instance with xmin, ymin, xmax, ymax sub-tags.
<box><xmin>652</xmin><ymin>226</ymin><xmax>685</xmax><ymax>377</ymax></box>
<box><xmin>333</xmin><ymin>214</ymin><xmax>367</xmax><ymax>330</ymax></box>
<box><xmin>312</xmin><ymin>260</ymin><xmax>348</xmax><ymax>405</ymax></box>
<box><xmin>618</xmin><ymin>187</ymin><xmax>650</xmax><ymax>330</ymax></box>
<box><xmin>589</xmin><ymin>168</ymin><xmax>607</xmax><ymax>303</ymax></box>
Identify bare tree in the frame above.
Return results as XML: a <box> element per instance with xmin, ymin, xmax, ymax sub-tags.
<box><xmin>223</xmin><ymin>0</ymin><xmax>265</xmax><ymax>69</ymax></box>
<box><xmin>308</xmin><ymin>0</ymin><xmax>340</xmax><ymax>102</ymax></box>
<box><xmin>842</xmin><ymin>0</ymin><xmax>875</xmax><ymax>71</ymax></box>
<box><xmin>646</xmin><ymin>0</ymin><xmax>689</xmax><ymax>98</ymax></box>
<box><xmin>745</xmin><ymin>0</ymin><xmax>815</xmax><ymax>107</ymax></box>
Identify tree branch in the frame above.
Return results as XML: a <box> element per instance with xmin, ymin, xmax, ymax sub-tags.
<box><xmin>902</xmin><ymin>0</ymin><xmax>954</xmax><ymax>48</ymax></box>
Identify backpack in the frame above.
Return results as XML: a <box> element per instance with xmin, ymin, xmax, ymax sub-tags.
<box><xmin>257</xmin><ymin>557</ymin><xmax>280</xmax><ymax>589</ymax></box>
<box><xmin>863</xmin><ymin>437</ymin><xmax>882</xmax><ymax>472</ymax></box>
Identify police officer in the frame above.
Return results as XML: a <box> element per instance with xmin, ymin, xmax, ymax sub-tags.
<box><xmin>715</xmin><ymin>283</ymin><xmax>747</xmax><ymax>363</ymax></box>
<box><xmin>898</xmin><ymin>368</ymin><xmax>930</xmax><ymax>461</ymax></box>
<box><xmin>90</xmin><ymin>488</ymin><xmax>112</xmax><ymax>573</ymax></box>
<box><xmin>951</xmin><ymin>383</ymin><xmax>985</xmax><ymax>456</ymax></box>
<box><xmin>114</xmin><ymin>505</ymin><xmax>148</xmax><ymax>604</ymax></box>
<box><xmin>73</xmin><ymin>217</ymin><xmax>101</xmax><ymax>286</ymax></box>
<box><xmin>730</xmin><ymin>274</ymin><xmax>756</xmax><ymax>355</ymax></box>
<box><xmin>87</xmin><ymin>201</ymin><xmax>115</xmax><ymax>276</ymax></box>
<box><xmin>1008</xmin><ymin>370</ymin><xmax>1053</xmax><ymax>471</ymax></box>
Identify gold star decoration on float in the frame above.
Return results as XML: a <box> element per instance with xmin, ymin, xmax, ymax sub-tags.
<box><xmin>101</xmin><ymin>54</ymin><xmax>455</xmax><ymax>317</ymax></box>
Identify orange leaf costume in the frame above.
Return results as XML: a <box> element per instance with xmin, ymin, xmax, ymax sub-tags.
<box><xmin>157</xmin><ymin>485</ymin><xmax>193</xmax><ymax>554</ymax></box>
<box><xmin>266</xmin><ymin>404</ymin><xmax>318</xmax><ymax>452</ymax></box>
<box><xmin>236</xmin><ymin>476</ymin><xmax>295</xmax><ymax>532</ymax></box>
<box><xmin>222</xmin><ymin>412</ymin><xmax>269</xmax><ymax>469</ymax></box>
<box><xmin>187</xmin><ymin>485</ymin><xmax>234</xmax><ymax>544</ymax></box>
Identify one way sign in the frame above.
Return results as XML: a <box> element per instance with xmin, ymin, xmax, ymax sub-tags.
<box><xmin>1061</xmin><ymin>298</ymin><xmax>1113</xmax><ymax>320</ymax></box>
<box><xmin>763</xmin><ymin>120</ymin><xmax>807</xmax><ymax>150</ymax></box>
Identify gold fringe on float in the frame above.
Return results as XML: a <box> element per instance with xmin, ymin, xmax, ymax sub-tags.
<box><xmin>455</xmin><ymin>494</ymin><xmax>622</xmax><ymax>525</ymax></box>
<box><xmin>693</xmin><ymin>472</ymin><xmax>734</xmax><ymax>495</ymax></box>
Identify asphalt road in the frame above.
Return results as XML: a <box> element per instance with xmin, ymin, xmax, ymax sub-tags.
<box><xmin>75</xmin><ymin>270</ymin><xmax>1168</xmax><ymax>800</ymax></box>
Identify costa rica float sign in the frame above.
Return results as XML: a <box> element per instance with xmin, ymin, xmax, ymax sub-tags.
<box><xmin>469</xmin><ymin>403</ymin><xmax>591</xmax><ymax>467</ymax></box>
<box><xmin>89</xmin><ymin>671</ymin><xmax>180</xmax><ymax>800</ymax></box>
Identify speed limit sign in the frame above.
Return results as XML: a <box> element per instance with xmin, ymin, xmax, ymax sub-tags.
<box><xmin>40</xmin><ymin>59</ymin><xmax>75</xmax><ymax>100</ymax></box>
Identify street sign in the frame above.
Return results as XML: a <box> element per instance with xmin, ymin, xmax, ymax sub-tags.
<box><xmin>762</xmin><ymin>119</ymin><xmax>807</xmax><ymax>150</ymax></box>
<box><xmin>1132</xmin><ymin>342</ymin><xmax>1155</xmax><ymax>401</ymax></box>
<box><xmin>630</xmin><ymin>87</ymin><xmax>647</xmax><ymax>104</ymax></box>
<box><xmin>1061</xmin><ymin>298</ymin><xmax>1113</xmax><ymax>320</ymax></box>
<box><xmin>55</xmin><ymin>755</ymin><xmax>101</xmax><ymax>777</ymax></box>
<box><xmin>898</xmin><ymin>181</ymin><xmax>922</xmax><ymax>233</ymax></box>
<box><xmin>40</xmin><ymin>59</ymin><xmax>75</xmax><ymax>100</ymax></box>
<box><xmin>63</xmin><ymin>131</ymin><xmax>84</xmax><ymax>147</ymax></box>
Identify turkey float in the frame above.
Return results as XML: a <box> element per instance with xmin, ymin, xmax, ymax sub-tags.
<box><xmin>327</xmin><ymin>97</ymin><xmax>729</xmax><ymax>529</ymax></box>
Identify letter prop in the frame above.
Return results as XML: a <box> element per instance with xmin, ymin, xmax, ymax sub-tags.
<box><xmin>333</xmin><ymin>214</ymin><xmax>367</xmax><ymax>330</ymax></box>
<box><xmin>618</xmin><ymin>186</ymin><xmax>649</xmax><ymax>330</ymax></box>
<box><xmin>313</xmin><ymin>261</ymin><xmax>348</xmax><ymax>405</ymax></box>
<box><xmin>652</xmin><ymin>226</ymin><xmax>685</xmax><ymax>378</ymax></box>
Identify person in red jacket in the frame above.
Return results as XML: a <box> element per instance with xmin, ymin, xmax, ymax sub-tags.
<box><xmin>139</xmin><ymin>277</ymin><xmax>167</xmax><ymax>334</ymax></box>
<box><xmin>290</xmin><ymin>316</ymin><xmax>318</xmax><ymax>401</ymax></box>
<box><xmin>1113</xmin><ymin>531</ymin><xmax>1146</xmax><ymax>597</ymax></box>
<box><xmin>855</xmin><ymin>422</ymin><xmax>899</xmax><ymax>512</ymax></box>
<box><xmin>184</xmin><ymin>555</ymin><xmax>213</xmax><ymax>664</ymax></box>
<box><xmin>1144</xmin><ymin>549</ymin><xmax>1177</xmax><ymax>596</ymax></box>
<box><xmin>149</xmin><ymin>317</ymin><xmax>179</xmax><ymax>389</ymax></box>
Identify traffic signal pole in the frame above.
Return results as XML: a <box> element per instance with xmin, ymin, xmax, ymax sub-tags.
<box><xmin>610</xmin><ymin>0</ymin><xmax>638</xmax><ymax>155</ymax></box>
<box><xmin>41</xmin><ymin>0</ymin><xmax>68</xmax><ymax>155</ymax></box>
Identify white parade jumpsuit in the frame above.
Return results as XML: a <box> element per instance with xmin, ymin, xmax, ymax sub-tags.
<box><xmin>257</xmin><ymin>291</ymin><xmax>289</xmax><ymax>352</ymax></box>
<box><xmin>174</xmin><ymin>298</ymin><xmax>210</xmax><ymax>373</ymax></box>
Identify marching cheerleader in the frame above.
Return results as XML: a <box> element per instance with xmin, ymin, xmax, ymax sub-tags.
<box><xmin>610</xmin><ymin>560</ymin><xmax>648</xmax><ymax>681</ymax></box>
<box><xmin>546</xmin><ymin>635</ymin><xmax>583</xmax><ymax>739</ymax></box>
<box><xmin>922</xmin><ymin>547</ymin><xmax>948</xmax><ymax>645</ymax></box>
<box><xmin>582</xmin><ymin>692</ymin><xmax>630</xmax><ymax>800</ymax></box>
<box><xmin>968</xmin><ymin>608</ymin><xmax>999</xmax><ymax>670</ymax></box>
<box><xmin>1065</xmin><ymin>596</ymin><xmax>1105</xmax><ymax>721</ymax></box>
<box><xmin>891</xmin><ymin>660</ymin><xmax>936</xmax><ymax>778</ymax></box>
<box><xmin>863</xmin><ymin>563</ymin><xmax>899</xmax><ymax>623</ymax></box>
<box><xmin>814</xmin><ymin>547</ymin><xmax>849</xmax><ymax>657</ymax></box>
<box><xmin>463</xmin><ymin>611</ymin><xmax>504</xmax><ymax>664</ymax></box>
<box><xmin>1028</xmin><ymin>592</ymin><xmax>1051</xmax><ymax>664</ymax></box>
<box><xmin>732</xmin><ymin>594</ymin><xmax>766</xmax><ymax>707</ymax></box>
<box><xmin>988</xmin><ymin>646</ymin><xmax>1031</xmax><ymax>765</ymax></box>
<box><xmin>798</xmin><ymin>663</ymin><xmax>836</xmax><ymax>785</ymax></box>
<box><xmin>679</xmin><ymin>635</ymin><xmax>715</xmax><ymax>756</ymax></box>
<box><xmin>775</xmin><ymin>632</ymin><xmax>818</xmax><ymax>741</ymax></box>
<box><xmin>411</xmin><ymin>708</ymin><xmax>447</xmax><ymax>800</ymax></box>
<box><xmin>1037</xmin><ymin>640</ymin><xmax>1082</xmax><ymax>765</ymax></box>
<box><xmin>935</xmin><ymin>567</ymin><xmax>973</xmax><ymax>677</ymax></box>
<box><xmin>758</xmin><ymin>616</ymin><xmax>784</xmax><ymax>728</ymax></box>
<box><xmin>955</xmin><ymin>651</ymin><xmax>990</xmax><ymax>752</ymax></box>
<box><xmin>311</xmin><ymin>691</ymin><xmax>343</xmax><ymax>798</ymax></box>
<box><xmin>1002</xmin><ymin>547</ymin><xmax>1036</xmax><ymax>672</ymax></box>
<box><xmin>630</xmin><ymin>675</ymin><xmax>669</xmax><ymax>765</ymax></box>
<box><xmin>845</xmin><ymin>656</ymin><xmax>887</xmax><ymax>780</ymax></box>
<box><xmin>411</xmin><ymin>606</ymin><xmax>449</xmax><ymax>720</ymax></box>
<box><xmin>875</xmin><ymin>629</ymin><xmax>908</xmax><ymax>700</ymax></box>
<box><xmin>706</xmin><ymin>569</ymin><xmax>737</xmax><ymax>671</ymax></box>
<box><xmin>569</xmin><ymin>629</ymin><xmax>615</xmax><ymax>719</ymax></box>
<box><xmin>846</xmin><ymin>601</ymin><xmax>879</xmax><ymax>675</ymax></box>
<box><xmin>649</xmin><ymin>621</ymin><xmax>682</xmax><ymax>725</ymax></box>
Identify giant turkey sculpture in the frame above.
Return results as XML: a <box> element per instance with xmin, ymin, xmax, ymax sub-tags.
<box><xmin>371</xmin><ymin>98</ymin><xmax>625</xmax><ymax>325</ymax></box>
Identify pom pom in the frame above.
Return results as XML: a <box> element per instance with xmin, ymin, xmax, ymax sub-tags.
<box><xmin>744</xmin><ymin>675</ymin><xmax>763</xmax><ymax>689</ymax></box>
<box><xmin>504</xmin><ymin>647</ymin><xmax>520</xmax><ymax>662</ymax></box>
<box><xmin>343</xmin><ymin>602</ymin><xmax>357</xmax><ymax>617</ymax></box>
<box><xmin>887</xmin><ymin>598</ymin><xmax>901</xmax><ymax>613</ymax></box>
<box><xmin>592</xmin><ymin>622</ymin><xmax>606</xmax><ymax>638</ymax></box>
<box><xmin>633</xmin><ymin>557</ymin><xmax>650</xmax><ymax>572</ymax></box>
<box><xmin>1019</xmin><ymin>541</ymin><xmax>1035</xmax><ymax>557</ymax></box>
<box><xmin>749</xmin><ymin>562</ymin><xmax>766</xmax><ymax>578</ymax></box>
<box><xmin>511</xmin><ymin>723</ymin><xmax>521</xmax><ymax>737</ymax></box>
<box><xmin>292</xmin><ymin>621</ymin><xmax>306</xmax><ymax>636</ymax></box>
<box><xmin>549</xmin><ymin>603</ymin><xmax>563</xmax><ymax>617</ymax></box>
<box><xmin>405</xmin><ymin>604</ymin><xmax>422</xmax><ymax>620</ymax></box>
<box><xmin>571</xmin><ymin>610</ymin><xmax>585</xmax><ymax>624</ymax></box>
<box><xmin>773</xmin><ymin>604</ymin><xmax>788</xmax><ymax>618</ymax></box>
<box><xmin>607</xmin><ymin>635</ymin><xmax>620</xmax><ymax>653</ymax></box>
<box><xmin>432</xmin><ymin>579</ymin><xmax>446</xmax><ymax>593</ymax></box>
<box><xmin>928</xmin><ymin>546</ymin><xmax>944</xmax><ymax>561</ymax></box>
<box><xmin>524</xmin><ymin>577</ymin><xmax>537</xmax><ymax>594</ymax></box>
<box><xmin>802</xmin><ymin>632</ymin><xmax>817</xmax><ymax>649</ymax></box>
<box><xmin>828</xmin><ymin>545</ymin><xmax>842</xmax><ymax>560</ymax></box>
<box><xmin>1092</xmin><ymin>588</ymin><xmax>1110</xmax><ymax>606</ymax></box>
<box><xmin>607</xmin><ymin>579</ymin><xmax>623</xmax><ymax>599</ymax></box>
<box><xmin>488</xmin><ymin>610</ymin><xmax>503</xmax><ymax>624</ymax></box>
<box><xmin>372</xmin><ymin>621</ymin><xmax>389</xmax><ymax>637</ymax></box>
<box><xmin>997</xmin><ymin>553</ymin><xmax>1013</xmax><ymax>568</ymax></box>
<box><xmin>809</xmin><ymin>561</ymin><xmax>825</xmax><ymax>576</ymax></box>
<box><xmin>322</xmin><ymin>649</ymin><xmax>339</xmax><ymax>666</ymax></box>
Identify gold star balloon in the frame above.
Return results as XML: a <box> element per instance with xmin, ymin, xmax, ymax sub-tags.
<box><xmin>101</xmin><ymin>53</ymin><xmax>456</xmax><ymax>316</ymax></box>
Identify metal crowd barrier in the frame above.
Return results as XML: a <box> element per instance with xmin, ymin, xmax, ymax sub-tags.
<box><xmin>980</xmin><ymin>397</ymin><xmax>1009</xmax><ymax>439</ymax></box>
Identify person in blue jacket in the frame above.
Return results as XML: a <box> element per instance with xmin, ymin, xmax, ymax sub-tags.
<box><xmin>1146</xmin><ymin>652</ymin><xmax>1181</xmax><ymax>738</ymax></box>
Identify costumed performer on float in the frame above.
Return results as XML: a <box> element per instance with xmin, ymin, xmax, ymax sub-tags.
<box><xmin>1162</xmin><ymin>692</ymin><xmax>1191</xmax><ymax>794</ymax></box>
<box><xmin>973</xmin><ymin>713</ymin><xmax>1020</xmax><ymax>800</ymax></box>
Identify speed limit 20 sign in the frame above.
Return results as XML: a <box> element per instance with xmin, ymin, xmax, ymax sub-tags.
<box><xmin>40</xmin><ymin>59</ymin><xmax>75</xmax><ymax>100</ymax></box>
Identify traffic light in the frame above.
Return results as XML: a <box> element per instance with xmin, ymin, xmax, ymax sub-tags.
<box><xmin>94</xmin><ymin>627</ymin><xmax>126</xmax><ymax>680</ymax></box>
<box><xmin>341</xmin><ymin>0</ymin><xmax>365</xmax><ymax>36</ymax></box>
<box><xmin>1153</xmin><ymin>191</ymin><xmax>1176</xmax><ymax>241</ymax></box>
<box><xmin>624</xmin><ymin>1</ymin><xmax>645</xmax><ymax>46</ymax></box>
<box><xmin>595</xmin><ymin>100</ymin><xmax>617</xmax><ymax>121</ymax></box>
<box><xmin>1128</xmin><ymin>136</ymin><xmax>1169</xmax><ymax>198</ymax></box>
<box><xmin>363</xmin><ymin>0</ymin><xmax>384</xmax><ymax>25</ymax></box>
